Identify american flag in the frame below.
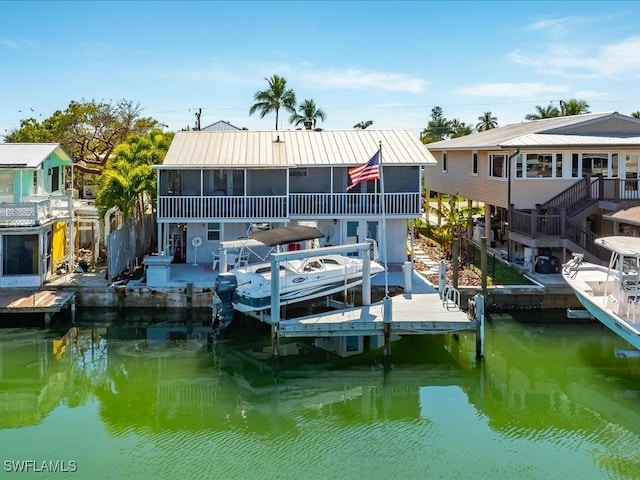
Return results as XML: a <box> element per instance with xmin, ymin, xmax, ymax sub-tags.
<box><xmin>346</xmin><ymin>150</ymin><xmax>380</xmax><ymax>191</ymax></box>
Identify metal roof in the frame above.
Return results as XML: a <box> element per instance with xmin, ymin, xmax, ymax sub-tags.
<box><xmin>0</xmin><ymin>143</ymin><xmax>73</xmax><ymax>168</ymax></box>
<box><xmin>159</xmin><ymin>129</ymin><xmax>436</xmax><ymax>168</ymax></box>
<box><xmin>501</xmin><ymin>133</ymin><xmax>640</xmax><ymax>148</ymax></box>
<box><xmin>426</xmin><ymin>112</ymin><xmax>631</xmax><ymax>151</ymax></box>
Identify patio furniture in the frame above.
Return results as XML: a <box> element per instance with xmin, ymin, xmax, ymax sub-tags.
<box><xmin>211</xmin><ymin>252</ymin><xmax>220</xmax><ymax>271</ymax></box>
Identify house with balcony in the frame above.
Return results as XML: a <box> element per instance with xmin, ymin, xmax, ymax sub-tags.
<box><xmin>0</xmin><ymin>144</ymin><xmax>74</xmax><ymax>288</ymax></box>
<box><xmin>151</xmin><ymin>129</ymin><xmax>436</xmax><ymax>272</ymax></box>
<box><xmin>425</xmin><ymin>112</ymin><xmax>640</xmax><ymax>269</ymax></box>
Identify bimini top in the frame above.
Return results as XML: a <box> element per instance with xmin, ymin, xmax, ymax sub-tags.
<box><xmin>249</xmin><ymin>226</ymin><xmax>324</xmax><ymax>247</ymax></box>
<box><xmin>595</xmin><ymin>236</ymin><xmax>640</xmax><ymax>256</ymax></box>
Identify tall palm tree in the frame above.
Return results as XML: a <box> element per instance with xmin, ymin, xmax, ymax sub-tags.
<box><xmin>449</xmin><ymin>119</ymin><xmax>473</xmax><ymax>138</ymax></box>
<box><xmin>525</xmin><ymin>104</ymin><xmax>560</xmax><ymax>120</ymax></box>
<box><xmin>290</xmin><ymin>99</ymin><xmax>326</xmax><ymax>129</ymax></box>
<box><xmin>476</xmin><ymin>112</ymin><xmax>498</xmax><ymax>131</ymax></box>
<box><xmin>559</xmin><ymin>98</ymin><xmax>590</xmax><ymax>116</ymax></box>
<box><xmin>354</xmin><ymin>120</ymin><xmax>373</xmax><ymax>129</ymax></box>
<box><xmin>249</xmin><ymin>74</ymin><xmax>297</xmax><ymax>130</ymax></box>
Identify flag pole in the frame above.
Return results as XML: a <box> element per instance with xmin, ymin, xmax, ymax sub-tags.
<box><xmin>378</xmin><ymin>142</ymin><xmax>392</xmax><ymax>330</ymax></box>
<box><xmin>379</xmin><ymin>141</ymin><xmax>389</xmax><ymax>299</ymax></box>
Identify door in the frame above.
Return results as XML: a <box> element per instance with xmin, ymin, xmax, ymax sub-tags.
<box><xmin>624</xmin><ymin>153</ymin><xmax>639</xmax><ymax>198</ymax></box>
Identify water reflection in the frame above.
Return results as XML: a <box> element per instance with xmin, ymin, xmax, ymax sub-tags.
<box><xmin>0</xmin><ymin>310</ymin><xmax>639</xmax><ymax>479</ymax></box>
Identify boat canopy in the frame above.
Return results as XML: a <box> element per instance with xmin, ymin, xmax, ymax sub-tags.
<box><xmin>596</xmin><ymin>237</ymin><xmax>640</xmax><ymax>257</ymax></box>
<box><xmin>248</xmin><ymin>225</ymin><xmax>324</xmax><ymax>247</ymax></box>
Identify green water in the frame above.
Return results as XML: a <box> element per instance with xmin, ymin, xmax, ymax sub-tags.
<box><xmin>0</xmin><ymin>309</ymin><xmax>639</xmax><ymax>480</ymax></box>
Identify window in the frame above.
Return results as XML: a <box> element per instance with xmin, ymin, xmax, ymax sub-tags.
<box><xmin>289</xmin><ymin>168</ymin><xmax>308</xmax><ymax>177</ymax></box>
<box><xmin>489</xmin><ymin>153</ymin><xmax>507</xmax><ymax>179</ymax></box>
<box><xmin>207</xmin><ymin>223</ymin><xmax>221</xmax><ymax>241</ymax></box>
<box><xmin>3</xmin><ymin>234</ymin><xmax>38</xmax><ymax>275</ymax></box>
<box><xmin>472</xmin><ymin>152</ymin><xmax>478</xmax><ymax>175</ymax></box>
<box><xmin>442</xmin><ymin>152</ymin><xmax>447</xmax><ymax>173</ymax></box>
<box><xmin>0</xmin><ymin>171</ymin><xmax>13</xmax><ymax>201</ymax></box>
<box><xmin>50</xmin><ymin>166</ymin><xmax>60</xmax><ymax>192</ymax></box>
<box><xmin>572</xmin><ymin>152</ymin><xmax>609</xmax><ymax>178</ymax></box>
<box><xmin>516</xmin><ymin>153</ymin><xmax>563</xmax><ymax>179</ymax></box>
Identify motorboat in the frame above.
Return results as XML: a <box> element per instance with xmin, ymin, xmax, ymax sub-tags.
<box><xmin>231</xmin><ymin>252</ymin><xmax>385</xmax><ymax>313</ymax></box>
<box><xmin>217</xmin><ymin>225</ymin><xmax>384</xmax><ymax>314</ymax></box>
<box><xmin>562</xmin><ymin>236</ymin><xmax>640</xmax><ymax>352</ymax></box>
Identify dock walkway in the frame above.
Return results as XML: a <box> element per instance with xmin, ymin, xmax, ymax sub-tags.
<box><xmin>0</xmin><ymin>290</ymin><xmax>76</xmax><ymax>323</ymax></box>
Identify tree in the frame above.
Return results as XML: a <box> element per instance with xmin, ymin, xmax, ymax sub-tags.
<box><xmin>4</xmin><ymin>99</ymin><xmax>159</xmax><ymax>188</ymax></box>
<box><xmin>420</xmin><ymin>107</ymin><xmax>452</xmax><ymax>144</ymax></box>
<box><xmin>354</xmin><ymin>120</ymin><xmax>373</xmax><ymax>129</ymax></box>
<box><xmin>559</xmin><ymin>98</ymin><xmax>590</xmax><ymax>116</ymax></box>
<box><xmin>96</xmin><ymin>129</ymin><xmax>173</xmax><ymax>271</ymax></box>
<box><xmin>525</xmin><ymin>104</ymin><xmax>560</xmax><ymax>120</ymax></box>
<box><xmin>290</xmin><ymin>99</ymin><xmax>326</xmax><ymax>130</ymax></box>
<box><xmin>249</xmin><ymin>74</ymin><xmax>297</xmax><ymax>130</ymax></box>
<box><xmin>425</xmin><ymin>194</ymin><xmax>483</xmax><ymax>259</ymax></box>
<box><xmin>476</xmin><ymin>112</ymin><xmax>498</xmax><ymax>131</ymax></box>
<box><xmin>632</xmin><ymin>112</ymin><xmax>640</xmax><ymax>119</ymax></box>
<box><xmin>449</xmin><ymin>119</ymin><xmax>473</xmax><ymax>138</ymax></box>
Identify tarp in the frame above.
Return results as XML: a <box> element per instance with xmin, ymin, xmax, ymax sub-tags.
<box><xmin>248</xmin><ymin>226</ymin><xmax>324</xmax><ymax>247</ymax></box>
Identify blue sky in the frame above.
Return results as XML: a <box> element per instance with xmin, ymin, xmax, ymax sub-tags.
<box><xmin>2</xmin><ymin>0</ymin><xmax>640</xmax><ymax>138</ymax></box>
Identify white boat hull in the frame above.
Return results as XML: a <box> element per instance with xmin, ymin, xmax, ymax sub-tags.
<box><xmin>563</xmin><ymin>240</ymin><xmax>640</xmax><ymax>352</ymax></box>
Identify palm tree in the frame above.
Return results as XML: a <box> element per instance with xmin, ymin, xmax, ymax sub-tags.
<box><xmin>449</xmin><ymin>119</ymin><xmax>473</xmax><ymax>138</ymax></box>
<box><xmin>290</xmin><ymin>99</ymin><xmax>326</xmax><ymax>130</ymax></box>
<box><xmin>424</xmin><ymin>194</ymin><xmax>483</xmax><ymax>259</ymax></box>
<box><xmin>476</xmin><ymin>112</ymin><xmax>498</xmax><ymax>131</ymax></box>
<box><xmin>525</xmin><ymin>104</ymin><xmax>560</xmax><ymax>120</ymax></box>
<box><xmin>354</xmin><ymin>120</ymin><xmax>373</xmax><ymax>129</ymax></box>
<box><xmin>249</xmin><ymin>74</ymin><xmax>297</xmax><ymax>130</ymax></box>
<box><xmin>559</xmin><ymin>98</ymin><xmax>590</xmax><ymax>116</ymax></box>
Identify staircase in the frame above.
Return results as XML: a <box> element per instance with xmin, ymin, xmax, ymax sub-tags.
<box><xmin>510</xmin><ymin>176</ymin><xmax>637</xmax><ymax>264</ymax></box>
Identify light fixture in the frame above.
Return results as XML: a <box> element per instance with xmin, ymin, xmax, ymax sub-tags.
<box><xmin>333</xmin><ymin>219</ymin><xmax>337</xmax><ymax>225</ymax></box>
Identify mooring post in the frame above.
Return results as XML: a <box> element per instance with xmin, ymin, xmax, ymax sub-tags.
<box><xmin>186</xmin><ymin>282</ymin><xmax>193</xmax><ymax>310</ymax></box>
<box><xmin>71</xmin><ymin>296</ymin><xmax>76</xmax><ymax>324</ymax></box>
<box><xmin>271</xmin><ymin>323</ymin><xmax>280</xmax><ymax>359</ymax></box>
<box><xmin>382</xmin><ymin>296</ymin><xmax>393</xmax><ymax>364</ymax></box>
<box><xmin>452</xmin><ymin>237</ymin><xmax>459</xmax><ymax>290</ymax></box>
<box><xmin>475</xmin><ymin>293</ymin><xmax>485</xmax><ymax>360</ymax></box>
<box><xmin>480</xmin><ymin>236</ymin><xmax>488</xmax><ymax>297</ymax></box>
<box><xmin>116</xmin><ymin>286</ymin><xmax>126</xmax><ymax>309</ymax></box>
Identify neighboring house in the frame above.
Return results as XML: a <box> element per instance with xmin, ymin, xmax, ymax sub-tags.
<box><xmin>200</xmin><ymin>120</ymin><xmax>241</xmax><ymax>131</ymax></box>
<box><xmin>0</xmin><ymin>144</ymin><xmax>74</xmax><ymax>288</ymax></box>
<box><xmin>425</xmin><ymin>112</ymin><xmax>640</xmax><ymax>266</ymax></box>
<box><xmin>152</xmin><ymin>129</ymin><xmax>436</xmax><ymax>267</ymax></box>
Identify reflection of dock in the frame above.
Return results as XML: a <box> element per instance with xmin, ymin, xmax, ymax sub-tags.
<box><xmin>0</xmin><ymin>290</ymin><xmax>75</xmax><ymax>323</ymax></box>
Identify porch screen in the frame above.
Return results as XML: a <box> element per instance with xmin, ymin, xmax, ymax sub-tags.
<box><xmin>3</xmin><ymin>234</ymin><xmax>38</xmax><ymax>275</ymax></box>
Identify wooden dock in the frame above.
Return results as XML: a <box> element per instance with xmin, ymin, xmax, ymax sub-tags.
<box><xmin>0</xmin><ymin>290</ymin><xmax>76</xmax><ymax>323</ymax></box>
<box><xmin>276</xmin><ymin>293</ymin><xmax>477</xmax><ymax>337</ymax></box>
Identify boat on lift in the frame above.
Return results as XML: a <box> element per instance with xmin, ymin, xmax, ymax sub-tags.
<box><xmin>562</xmin><ymin>236</ymin><xmax>640</xmax><ymax>353</ymax></box>
<box><xmin>218</xmin><ymin>225</ymin><xmax>384</xmax><ymax>314</ymax></box>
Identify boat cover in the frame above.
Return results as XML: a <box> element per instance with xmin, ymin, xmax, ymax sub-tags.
<box><xmin>249</xmin><ymin>226</ymin><xmax>324</xmax><ymax>247</ymax></box>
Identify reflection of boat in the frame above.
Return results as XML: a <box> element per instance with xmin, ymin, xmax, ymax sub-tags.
<box><xmin>219</xmin><ymin>226</ymin><xmax>385</xmax><ymax>313</ymax></box>
<box><xmin>562</xmin><ymin>236</ymin><xmax>640</xmax><ymax>352</ymax></box>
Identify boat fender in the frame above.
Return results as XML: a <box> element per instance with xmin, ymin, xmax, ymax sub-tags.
<box><xmin>467</xmin><ymin>298</ymin><xmax>476</xmax><ymax>321</ymax></box>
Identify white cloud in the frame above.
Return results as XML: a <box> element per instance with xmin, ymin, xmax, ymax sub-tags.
<box><xmin>459</xmin><ymin>82</ymin><xmax>567</xmax><ymax>97</ymax></box>
<box><xmin>509</xmin><ymin>35</ymin><xmax>640</xmax><ymax>79</ymax></box>
<box><xmin>1</xmin><ymin>39</ymin><xmax>18</xmax><ymax>49</ymax></box>
<box><xmin>301</xmin><ymin>68</ymin><xmax>426</xmax><ymax>94</ymax></box>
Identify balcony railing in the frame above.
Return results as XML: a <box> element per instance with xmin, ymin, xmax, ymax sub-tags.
<box><xmin>156</xmin><ymin>192</ymin><xmax>421</xmax><ymax>221</ymax></box>
<box><xmin>0</xmin><ymin>195</ymin><xmax>73</xmax><ymax>227</ymax></box>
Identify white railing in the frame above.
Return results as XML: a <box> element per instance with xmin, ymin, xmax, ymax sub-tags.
<box><xmin>0</xmin><ymin>195</ymin><xmax>73</xmax><ymax>227</ymax></box>
<box><xmin>156</xmin><ymin>192</ymin><xmax>421</xmax><ymax>220</ymax></box>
